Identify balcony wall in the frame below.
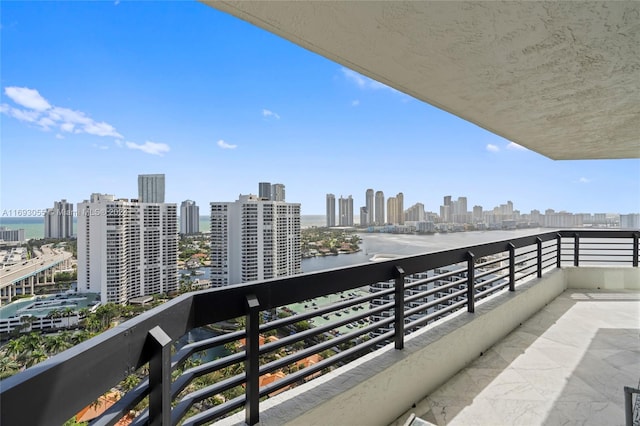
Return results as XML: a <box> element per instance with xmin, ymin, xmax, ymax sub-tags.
<box><xmin>219</xmin><ymin>266</ymin><xmax>638</xmax><ymax>426</ymax></box>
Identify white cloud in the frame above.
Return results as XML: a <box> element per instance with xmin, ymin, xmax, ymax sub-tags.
<box><xmin>60</xmin><ymin>122</ymin><xmax>75</xmax><ymax>133</ymax></box>
<box><xmin>125</xmin><ymin>141</ymin><xmax>170</xmax><ymax>156</ymax></box>
<box><xmin>2</xmin><ymin>86</ymin><xmax>123</xmax><ymax>138</ymax></box>
<box><xmin>5</xmin><ymin>87</ymin><xmax>51</xmax><ymax>111</ymax></box>
<box><xmin>341</xmin><ymin>68</ymin><xmax>394</xmax><ymax>91</ymax></box>
<box><xmin>506</xmin><ymin>142</ymin><xmax>526</xmax><ymax>150</ymax></box>
<box><xmin>578</xmin><ymin>177</ymin><xmax>591</xmax><ymax>184</ymax></box>
<box><xmin>486</xmin><ymin>144</ymin><xmax>500</xmax><ymax>152</ymax></box>
<box><xmin>262</xmin><ymin>109</ymin><xmax>280</xmax><ymax>120</ymax></box>
<box><xmin>82</xmin><ymin>121</ymin><xmax>122</xmax><ymax>138</ymax></box>
<box><xmin>55</xmin><ymin>134</ymin><xmax>64</xmax><ymax>140</ymax></box>
<box><xmin>114</xmin><ymin>139</ymin><xmax>123</xmax><ymax>147</ymax></box>
<box><xmin>217</xmin><ymin>139</ymin><xmax>237</xmax><ymax>149</ymax></box>
<box><xmin>4</xmin><ymin>106</ymin><xmax>40</xmax><ymax>123</ymax></box>
<box><xmin>351</xmin><ymin>100</ymin><xmax>360</xmax><ymax>107</ymax></box>
<box><xmin>92</xmin><ymin>143</ymin><xmax>109</xmax><ymax>150</ymax></box>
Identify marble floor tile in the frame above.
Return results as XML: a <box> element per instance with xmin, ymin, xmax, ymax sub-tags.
<box><xmin>390</xmin><ymin>290</ymin><xmax>640</xmax><ymax>426</ymax></box>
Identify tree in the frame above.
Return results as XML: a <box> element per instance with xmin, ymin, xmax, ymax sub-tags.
<box><xmin>0</xmin><ymin>357</ymin><xmax>21</xmax><ymax>379</ymax></box>
<box><xmin>44</xmin><ymin>334</ymin><xmax>72</xmax><ymax>356</ymax></box>
<box><xmin>25</xmin><ymin>349</ymin><xmax>48</xmax><ymax>368</ymax></box>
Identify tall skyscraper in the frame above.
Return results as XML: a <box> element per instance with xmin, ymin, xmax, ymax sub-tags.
<box><xmin>326</xmin><ymin>194</ymin><xmax>336</xmax><ymax>227</ymax></box>
<box><xmin>77</xmin><ymin>192</ymin><xmax>178</xmax><ymax>304</ymax></box>
<box><xmin>365</xmin><ymin>189</ymin><xmax>374</xmax><ymax>226</ymax></box>
<box><xmin>396</xmin><ymin>192</ymin><xmax>404</xmax><ymax>225</ymax></box>
<box><xmin>258</xmin><ymin>182</ymin><xmax>272</xmax><ymax>200</ymax></box>
<box><xmin>210</xmin><ymin>193</ymin><xmax>301</xmax><ymax>286</ymax></box>
<box><xmin>338</xmin><ymin>195</ymin><xmax>354</xmax><ymax>226</ymax></box>
<box><xmin>455</xmin><ymin>197</ymin><xmax>468</xmax><ymax>224</ymax></box>
<box><xmin>180</xmin><ymin>200</ymin><xmax>200</xmax><ymax>235</ymax></box>
<box><xmin>138</xmin><ymin>174</ymin><xmax>165</xmax><ymax>203</ymax></box>
<box><xmin>44</xmin><ymin>199</ymin><xmax>74</xmax><ymax>238</ymax></box>
<box><xmin>360</xmin><ymin>207</ymin><xmax>368</xmax><ymax>227</ymax></box>
<box><xmin>442</xmin><ymin>195</ymin><xmax>452</xmax><ymax>223</ymax></box>
<box><xmin>271</xmin><ymin>183</ymin><xmax>285</xmax><ymax>201</ymax></box>
<box><xmin>386</xmin><ymin>197</ymin><xmax>397</xmax><ymax>224</ymax></box>
<box><xmin>375</xmin><ymin>191</ymin><xmax>385</xmax><ymax>225</ymax></box>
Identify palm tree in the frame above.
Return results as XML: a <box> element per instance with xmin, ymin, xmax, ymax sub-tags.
<box><xmin>3</xmin><ymin>338</ymin><xmax>25</xmax><ymax>358</ymax></box>
<box><xmin>0</xmin><ymin>357</ymin><xmax>21</xmax><ymax>379</ymax></box>
<box><xmin>44</xmin><ymin>334</ymin><xmax>72</xmax><ymax>356</ymax></box>
<box><xmin>25</xmin><ymin>349</ymin><xmax>48</xmax><ymax>368</ymax></box>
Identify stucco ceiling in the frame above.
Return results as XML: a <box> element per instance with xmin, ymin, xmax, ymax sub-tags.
<box><xmin>204</xmin><ymin>1</ymin><xmax>639</xmax><ymax>160</ymax></box>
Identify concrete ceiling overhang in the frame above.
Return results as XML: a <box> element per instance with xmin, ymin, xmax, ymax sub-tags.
<box><xmin>204</xmin><ymin>1</ymin><xmax>640</xmax><ymax>160</ymax></box>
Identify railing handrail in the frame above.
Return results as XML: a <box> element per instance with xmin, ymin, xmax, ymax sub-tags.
<box><xmin>0</xmin><ymin>229</ymin><xmax>637</xmax><ymax>425</ymax></box>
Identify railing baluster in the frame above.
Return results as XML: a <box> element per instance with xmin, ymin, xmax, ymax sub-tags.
<box><xmin>574</xmin><ymin>233</ymin><xmax>580</xmax><ymax>267</ymax></box>
<box><xmin>556</xmin><ymin>233</ymin><xmax>562</xmax><ymax>268</ymax></box>
<box><xmin>633</xmin><ymin>233</ymin><xmax>639</xmax><ymax>267</ymax></box>
<box><xmin>508</xmin><ymin>243</ymin><xmax>515</xmax><ymax>291</ymax></box>
<box><xmin>245</xmin><ymin>294</ymin><xmax>260</xmax><ymax>426</ymax></box>
<box><xmin>394</xmin><ymin>266</ymin><xmax>406</xmax><ymax>350</ymax></box>
<box><xmin>536</xmin><ymin>237</ymin><xmax>543</xmax><ymax>278</ymax></box>
<box><xmin>467</xmin><ymin>252</ymin><xmax>475</xmax><ymax>313</ymax></box>
<box><xmin>148</xmin><ymin>326</ymin><xmax>172</xmax><ymax>426</ymax></box>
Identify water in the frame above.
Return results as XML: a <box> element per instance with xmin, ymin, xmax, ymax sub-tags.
<box><xmin>174</xmin><ymin>326</ymin><xmax>230</xmax><ymax>363</ymax></box>
<box><xmin>301</xmin><ymin>228</ymin><xmax>549</xmax><ymax>273</ymax></box>
<box><xmin>0</xmin><ymin>215</ymin><xmax>329</xmax><ymax>240</ymax></box>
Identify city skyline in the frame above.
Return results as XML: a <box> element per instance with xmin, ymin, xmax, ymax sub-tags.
<box><xmin>1</xmin><ymin>2</ymin><xmax>639</xmax><ymax>217</ymax></box>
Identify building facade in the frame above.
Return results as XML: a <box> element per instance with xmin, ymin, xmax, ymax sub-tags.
<box><xmin>375</xmin><ymin>191</ymin><xmax>385</xmax><ymax>225</ymax></box>
<box><xmin>138</xmin><ymin>174</ymin><xmax>165</xmax><ymax>203</ymax></box>
<box><xmin>326</xmin><ymin>194</ymin><xmax>336</xmax><ymax>227</ymax></box>
<box><xmin>180</xmin><ymin>200</ymin><xmax>200</xmax><ymax>235</ymax></box>
<box><xmin>338</xmin><ymin>195</ymin><xmax>354</xmax><ymax>226</ymax></box>
<box><xmin>365</xmin><ymin>189</ymin><xmax>374</xmax><ymax>227</ymax></box>
<box><xmin>77</xmin><ymin>193</ymin><xmax>178</xmax><ymax>304</ymax></box>
<box><xmin>0</xmin><ymin>227</ymin><xmax>25</xmax><ymax>242</ymax></box>
<box><xmin>210</xmin><ymin>194</ymin><xmax>301</xmax><ymax>287</ymax></box>
<box><xmin>44</xmin><ymin>199</ymin><xmax>74</xmax><ymax>238</ymax></box>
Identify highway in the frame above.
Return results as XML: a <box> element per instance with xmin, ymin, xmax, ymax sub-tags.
<box><xmin>0</xmin><ymin>245</ymin><xmax>73</xmax><ymax>289</ymax></box>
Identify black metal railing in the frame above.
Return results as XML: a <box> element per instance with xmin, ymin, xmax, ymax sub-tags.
<box><xmin>0</xmin><ymin>230</ymin><xmax>637</xmax><ymax>425</ymax></box>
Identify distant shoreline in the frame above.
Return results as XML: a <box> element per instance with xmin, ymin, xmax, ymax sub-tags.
<box><xmin>0</xmin><ymin>215</ymin><xmax>328</xmax><ymax>240</ymax></box>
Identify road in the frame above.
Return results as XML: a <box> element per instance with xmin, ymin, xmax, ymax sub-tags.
<box><xmin>0</xmin><ymin>245</ymin><xmax>73</xmax><ymax>289</ymax></box>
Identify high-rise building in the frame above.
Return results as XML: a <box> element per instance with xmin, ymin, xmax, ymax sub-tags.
<box><xmin>180</xmin><ymin>200</ymin><xmax>200</xmax><ymax>235</ymax></box>
<box><xmin>455</xmin><ymin>197</ymin><xmax>468</xmax><ymax>224</ymax></box>
<box><xmin>326</xmin><ymin>194</ymin><xmax>336</xmax><ymax>227</ymax></box>
<box><xmin>360</xmin><ymin>207</ymin><xmax>368</xmax><ymax>227</ymax></box>
<box><xmin>271</xmin><ymin>183</ymin><xmax>285</xmax><ymax>201</ymax></box>
<box><xmin>405</xmin><ymin>203</ymin><xmax>425</xmax><ymax>222</ymax></box>
<box><xmin>365</xmin><ymin>189</ymin><xmax>374</xmax><ymax>226</ymax></box>
<box><xmin>396</xmin><ymin>192</ymin><xmax>404</xmax><ymax>225</ymax></box>
<box><xmin>44</xmin><ymin>199</ymin><xmax>74</xmax><ymax>238</ymax></box>
<box><xmin>442</xmin><ymin>195</ymin><xmax>452</xmax><ymax>223</ymax></box>
<box><xmin>338</xmin><ymin>195</ymin><xmax>354</xmax><ymax>226</ymax></box>
<box><xmin>210</xmin><ymin>193</ymin><xmax>301</xmax><ymax>286</ymax></box>
<box><xmin>138</xmin><ymin>174</ymin><xmax>165</xmax><ymax>203</ymax></box>
<box><xmin>620</xmin><ymin>214</ymin><xmax>640</xmax><ymax>229</ymax></box>
<box><xmin>258</xmin><ymin>182</ymin><xmax>272</xmax><ymax>200</ymax></box>
<box><xmin>0</xmin><ymin>227</ymin><xmax>25</xmax><ymax>242</ymax></box>
<box><xmin>375</xmin><ymin>191</ymin><xmax>385</xmax><ymax>225</ymax></box>
<box><xmin>258</xmin><ymin>182</ymin><xmax>285</xmax><ymax>201</ymax></box>
<box><xmin>473</xmin><ymin>205</ymin><xmax>484</xmax><ymax>223</ymax></box>
<box><xmin>387</xmin><ymin>197</ymin><xmax>398</xmax><ymax>225</ymax></box>
<box><xmin>77</xmin><ymin>193</ymin><xmax>178</xmax><ymax>304</ymax></box>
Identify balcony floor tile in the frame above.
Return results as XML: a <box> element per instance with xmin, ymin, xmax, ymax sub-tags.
<box><xmin>392</xmin><ymin>289</ymin><xmax>640</xmax><ymax>426</ymax></box>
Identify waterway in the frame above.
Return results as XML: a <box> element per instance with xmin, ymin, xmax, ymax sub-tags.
<box><xmin>301</xmin><ymin>228</ymin><xmax>550</xmax><ymax>273</ymax></box>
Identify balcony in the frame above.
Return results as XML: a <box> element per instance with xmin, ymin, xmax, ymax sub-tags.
<box><xmin>0</xmin><ymin>230</ymin><xmax>638</xmax><ymax>425</ymax></box>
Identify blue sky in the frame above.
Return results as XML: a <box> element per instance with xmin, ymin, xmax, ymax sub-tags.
<box><xmin>1</xmin><ymin>1</ymin><xmax>638</xmax><ymax>217</ymax></box>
